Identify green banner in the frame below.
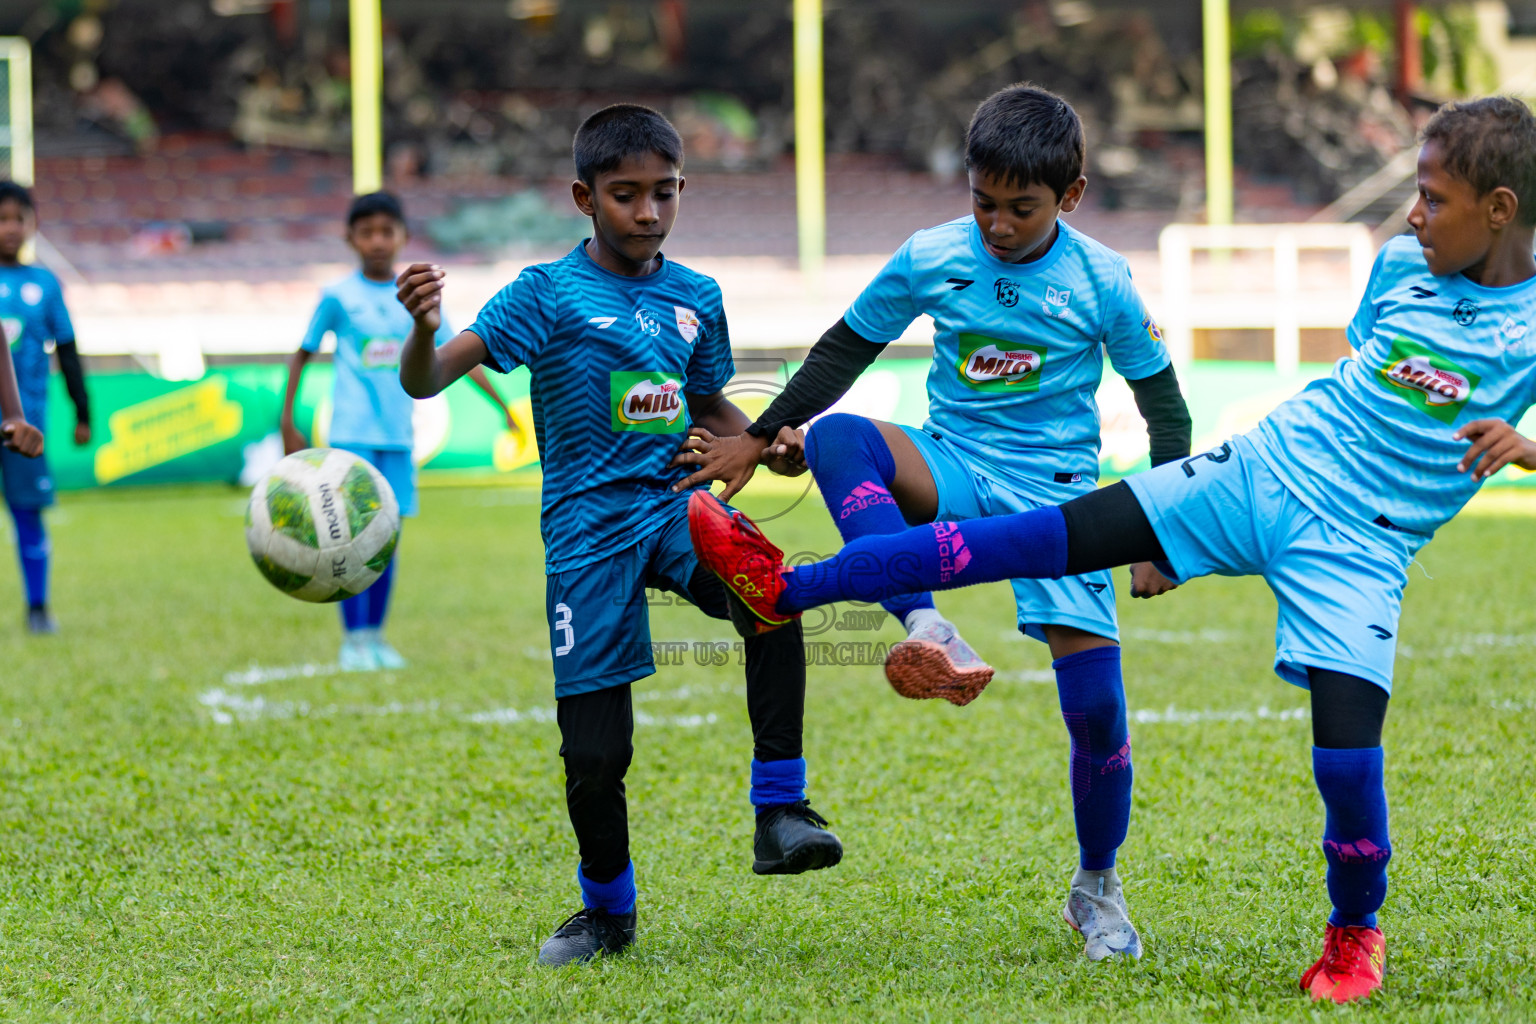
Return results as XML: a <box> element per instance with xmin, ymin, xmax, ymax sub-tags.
<box><xmin>35</xmin><ymin>358</ymin><xmax>1536</xmax><ymax>490</ymax></box>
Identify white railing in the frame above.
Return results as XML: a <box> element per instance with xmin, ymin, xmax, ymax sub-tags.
<box><xmin>1157</xmin><ymin>223</ymin><xmax>1375</xmax><ymax>376</ymax></box>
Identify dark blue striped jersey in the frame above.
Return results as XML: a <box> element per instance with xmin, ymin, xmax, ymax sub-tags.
<box><xmin>471</xmin><ymin>243</ymin><xmax>733</xmax><ymax>573</ymax></box>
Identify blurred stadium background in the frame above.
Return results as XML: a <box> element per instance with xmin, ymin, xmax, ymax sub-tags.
<box><xmin>2</xmin><ymin>0</ymin><xmax>1535</xmax><ymax>493</ymax></box>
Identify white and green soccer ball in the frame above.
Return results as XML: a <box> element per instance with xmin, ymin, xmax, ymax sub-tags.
<box><xmin>245</xmin><ymin>448</ymin><xmax>400</xmax><ymax>603</ymax></box>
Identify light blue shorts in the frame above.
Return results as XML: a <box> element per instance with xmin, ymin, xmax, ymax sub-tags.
<box><xmin>901</xmin><ymin>425</ymin><xmax>1117</xmax><ymax>644</ymax></box>
<box><xmin>333</xmin><ymin>444</ymin><xmax>418</xmax><ymax>517</ymax></box>
<box><xmin>1125</xmin><ymin>434</ymin><xmax>1407</xmax><ymax>694</ymax></box>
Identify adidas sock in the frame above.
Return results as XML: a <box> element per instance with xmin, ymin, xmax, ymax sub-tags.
<box><xmin>1314</xmin><ymin>746</ymin><xmax>1391</xmax><ymax>929</ymax></box>
<box><xmin>578</xmin><ymin>860</ymin><xmax>637</xmax><ymax>915</ymax></box>
<box><xmin>778</xmin><ymin>506</ymin><xmax>1068</xmax><ymax>614</ymax></box>
<box><xmin>10</xmin><ymin>507</ymin><xmax>48</xmax><ymax>610</ymax></box>
<box><xmin>804</xmin><ymin>413</ymin><xmax>934</xmax><ymax>622</ymax></box>
<box><xmin>750</xmin><ymin>756</ymin><xmax>807</xmax><ymax>811</ymax></box>
<box><xmin>1056</xmin><ymin>646</ymin><xmax>1132</xmax><ymax>871</ymax></box>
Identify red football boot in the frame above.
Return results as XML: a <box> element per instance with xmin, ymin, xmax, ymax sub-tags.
<box><xmin>687</xmin><ymin>490</ymin><xmax>799</xmax><ymax>636</ymax></box>
<box><xmin>1300</xmin><ymin>923</ymin><xmax>1385</xmax><ymax>1003</ymax></box>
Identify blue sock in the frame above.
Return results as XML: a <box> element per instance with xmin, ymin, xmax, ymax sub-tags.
<box><xmin>339</xmin><ymin>592</ymin><xmax>368</xmax><ymax>633</ymax></box>
<box><xmin>578</xmin><ymin>860</ymin><xmax>636</xmax><ymax>915</ymax></box>
<box><xmin>365</xmin><ymin>557</ymin><xmax>395</xmax><ymax>629</ymax></box>
<box><xmin>778</xmin><ymin>506</ymin><xmax>1068</xmax><ymax>614</ymax></box>
<box><xmin>750</xmin><ymin>756</ymin><xmax>807</xmax><ymax>810</ymax></box>
<box><xmin>10</xmin><ymin>507</ymin><xmax>48</xmax><ymax>610</ymax></box>
<box><xmin>1314</xmin><ymin>746</ymin><xmax>1391</xmax><ymax>929</ymax></box>
<box><xmin>804</xmin><ymin>413</ymin><xmax>934</xmax><ymax>622</ymax></box>
<box><xmin>1055</xmin><ymin>646</ymin><xmax>1132</xmax><ymax>870</ymax></box>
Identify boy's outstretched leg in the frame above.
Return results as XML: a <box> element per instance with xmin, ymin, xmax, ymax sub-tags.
<box><xmin>1299</xmin><ymin>669</ymin><xmax>1391</xmax><ymax>1003</ymax></box>
<box><xmin>804</xmin><ymin>413</ymin><xmax>992</xmax><ymax>704</ymax></box>
<box><xmin>1050</xmin><ymin>634</ymin><xmax>1140</xmax><ymax>960</ymax></box>
<box><xmin>541</xmin><ymin>684</ymin><xmax>639</xmax><ymax>966</ymax></box>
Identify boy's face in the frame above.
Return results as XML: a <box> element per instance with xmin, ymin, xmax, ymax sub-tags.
<box><xmin>573</xmin><ymin>152</ymin><xmax>683</xmax><ymax>269</ymax></box>
<box><xmin>0</xmin><ymin>199</ymin><xmax>34</xmax><ymax>262</ymax></box>
<box><xmin>968</xmin><ymin>169</ymin><xmax>1085</xmax><ymax>264</ymax></box>
<box><xmin>346</xmin><ymin>212</ymin><xmax>407</xmax><ymax>277</ymax></box>
<box><xmin>1408</xmin><ymin>141</ymin><xmax>1498</xmax><ymax>278</ymax></box>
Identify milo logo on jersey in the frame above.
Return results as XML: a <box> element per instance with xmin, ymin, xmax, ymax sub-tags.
<box><xmin>955</xmin><ymin>332</ymin><xmax>1046</xmax><ymax>392</ymax></box>
<box><xmin>360</xmin><ymin>336</ymin><xmax>403</xmax><ymax>370</ymax></box>
<box><xmin>610</xmin><ymin>371</ymin><xmax>687</xmax><ymax>433</ymax></box>
<box><xmin>1376</xmin><ymin>337</ymin><xmax>1480</xmax><ymax>424</ymax></box>
<box><xmin>1</xmin><ymin>317</ymin><xmax>20</xmax><ymax>350</ymax></box>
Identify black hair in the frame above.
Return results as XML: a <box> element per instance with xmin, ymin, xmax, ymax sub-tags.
<box><xmin>347</xmin><ymin>190</ymin><xmax>405</xmax><ymax>227</ymax></box>
<box><xmin>573</xmin><ymin>103</ymin><xmax>684</xmax><ymax>185</ymax></box>
<box><xmin>1422</xmin><ymin>96</ymin><xmax>1536</xmax><ymax>227</ymax></box>
<box><xmin>0</xmin><ymin>181</ymin><xmax>35</xmax><ymax>212</ymax></box>
<box><xmin>964</xmin><ymin>84</ymin><xmax>1084</xmax><ymax>201</ymax></box>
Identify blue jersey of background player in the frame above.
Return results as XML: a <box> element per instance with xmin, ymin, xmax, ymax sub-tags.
<box><xmin>394</xmin><ymin>104</ymin><xmax>842</xmax><ymax>967</ymax></box>
<box><xmin>280</xmin><ymin>191</ymin><xmax>516</xmax><ymax>672</ymax></box>
<box><xmin>676</xmin><ymin>84</ymin><xmax>1192</xmax><ymax>963</ymax></box>
<box><xmin>701</xmin><ymin>97</ymin><xmax>1536</xmax><ymax>1004</ymax></box>
<box><xmin>0</xmin><ymin>181</ymin><xmax>91</xmax><ymax>636</ymax></box>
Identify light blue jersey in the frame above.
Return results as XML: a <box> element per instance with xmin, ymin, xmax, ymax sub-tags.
<box><xmin>1249</xmin><ymin>236</ymin><xmax>1536</xmax><ymax>558</ymax></box>
<box><xmin>301</xmin><ymin>271</ymin><xmax>454</xmax><ymax>450</ymax></box>
<box><xmin>0</xmin><ymin>265</ymin><xmax>74</xmax><ymax>423</ymax></box>
<box><xmin>470</xmin><ymin>242</ymin><xmax>734</xmax><ymax>575</ymax></box>
<box><xmin>845</xmin><ymin>217</ymin><xmax>1169</xmax><ymax>488</ymax></box>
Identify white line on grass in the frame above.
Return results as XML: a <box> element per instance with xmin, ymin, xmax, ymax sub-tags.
<box><xmin>1129</xmin><ymin>704</ymin><xmax>1308</xmax><ymax>725</ymax></box>
<box><xmin>463</xmin><ymin>705</ymin><xmax>718</xmax><ymax>729</ymax></box>
<box><xmin>199</xmin><ymin>688</ymin><xmax>439</xmax><ymax>725</ymax></box>
<box><xmin>222</xmin><ymin>662</ymin><xmax>341</xmax><ymax>687</ymax></box>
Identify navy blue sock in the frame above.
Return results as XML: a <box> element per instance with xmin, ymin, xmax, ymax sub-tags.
<box><xmin>1055</xmin><ymin>646</ymin><xmax>1132</xmax><ymax>870</ymax></box>
<box><xmin>1314</xmin><ymin>746</ymin><xmax>1391</xmax><ymax>929</ymax></box>
<box><xmin>365</xmin><ymin>557</ymin><xmax>395</xmax><ymax>629</ymax></box>
<box><xmin>804</xmin><ymin>413</ymin><xmax>934</xmax><ymax>622</ymax></box>
<box><xmin>778</xmin><ymin>506</ymin><xmax>1068</xmax><ymax>614</ymax></box>
<box><xmin>10</xmin><ymin>507</ymin><xmax>48</xmax><ymax>610</ymax></box>
<box><xmin>750</xmin><ymin>756</ymin><xmax>807</xmax><ymax>811</ymax></box>
<box><xmin>578</xmin><ymin>860</ymin><xmax>636</xmax><ymax>915</ymax></box>
<box><xmin>339</xmin><ymin>592</ymin><xmax>368</xmax><ymax>633</ymax></box>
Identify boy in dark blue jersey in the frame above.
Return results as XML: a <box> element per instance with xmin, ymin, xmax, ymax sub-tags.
<box><xmin>0</xmin><ymin>182</ymin><xmax>90</xmax><ymax>634</ymax></box>
<box><xmin>395</xmin><ymin>104</ymin><xmax>841</xmax><ymax>965</ymax></box>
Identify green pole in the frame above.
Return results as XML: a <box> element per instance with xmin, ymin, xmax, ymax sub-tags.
<box><xmin>350</xmin><ymin>0</ymin><xmax>383</xmax><ymax>194</ymax></box>
<box><xmin>1202</xmin><ymin>0</ymin><xmax>1233</xmax><ymax>226</ymax></box>
<box><xmin>793</xmin><ymin>0</ymin><xmax>826</xmax><ymax>275</ymax></box>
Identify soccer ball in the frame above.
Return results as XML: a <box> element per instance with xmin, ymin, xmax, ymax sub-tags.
<box><xmin>245</xmin><ymin>448</ymin><xmax>400</xmax><ymax>603</ymax></box>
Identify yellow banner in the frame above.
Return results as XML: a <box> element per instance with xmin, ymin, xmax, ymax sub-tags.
<box><xmin>95</xmin><ymin>378</ymin><xmax>244</xmax><ymax>484</ymax></box>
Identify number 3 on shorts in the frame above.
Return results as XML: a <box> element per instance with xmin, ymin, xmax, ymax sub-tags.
<box><xmin>553</xmin><ymin>602</ymin><xmax>575</xmax><ymax>657</ymax></box>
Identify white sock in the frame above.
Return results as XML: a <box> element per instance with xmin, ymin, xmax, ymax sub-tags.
<box><xmin>903</xmin><ymin>607</ymin><xmax>947</xmax><ymax>634</ymax></box>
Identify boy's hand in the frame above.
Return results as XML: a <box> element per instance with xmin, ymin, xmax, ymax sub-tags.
<box><xmin>1454</xmin><ymin>418</ymin><xmax>1536</xmax><ymax>481</ymax></box>
<box><xmin>762</xmin><ymin>426</ymin><xmax>808</xmax><ymax>477</ymax></box>
<box><xmin>1129</xmin><ymin>562</ymin><xmax>1177</xmax><ymax>599</ymax></box>
<box><xmin>281</xmin><ymin>421</ymin><xmax>309</xmax><ymax>455</ymax></box>
<box><xmin>1</xmin><ymin>418</ymin><xmax>43</xmax><ymax>457</ymax></box>
<box><xmin>396</xmin><ymin>263</ymin><xmax>444</xmax><ymax>331</ymax></box>
<box><xmin>74</xmin><ymin>422</ymin><xmax>91</xmax><ymax>446</ymax></box>
<box><xmin>670</xmin><ymin>429</ymin><xmax>772</xmax><ymax>501</ymax></box>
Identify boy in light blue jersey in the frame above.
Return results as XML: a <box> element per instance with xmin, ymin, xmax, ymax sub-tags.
<box><xmin>393</xmin><ymin>105</ymin><xmax>841</xmax><ymax>967</ymax></box>
<box><xmin>678</xmin><ymin>85</ymin><xmax>1192</xmax><ymax>962</ymax></box>
<box><xmin>692</xmin><ymin>96</ymin><xmax>1536</xmax><ymax>1002</ymax></box>
<box><xmin>0</xmin><ymin>182</ymin><xmax>91</xmax><ymax>635</ymax></box>
<box><xmin>281</xmin><ymin>192</ymin><xmax>515</xmax><ymax>671</ymax></box>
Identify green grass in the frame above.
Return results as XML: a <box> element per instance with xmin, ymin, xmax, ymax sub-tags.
<box><xmin>1</xmin><ymin>481</ymin><xmax>1533</xmax><ymax>1022</ymax></box>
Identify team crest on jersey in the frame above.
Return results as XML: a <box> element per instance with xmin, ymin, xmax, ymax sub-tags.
<box><xmin>1141</xmin><ymin>313</ymin><xmax>1163</xmax><ymax>344</ymax></box>
<box><xmin>1</xmin><ymin>317</ymin><xmax>20</xmax><ymax>349</ymax></box>
<box><xmin>19</xmin><ymin>282</ymin><xmax>42</xmax><ymax>306</ymax></box>
<box><xmin>610</xmin><ymin>371</ymin><xmax>687</xmax><ymax>433</ymax></box>
<box><xmin>634</xmin><ymin>308</ymin><xmax>663</xmax><ymax>337</ymax></box>
<box><xmin>1042</xmin><ymin>286</ymin><xmax>1072</xmax><ymax>319</ymax></box>
<box><xmin>1377</xmin><ymin>337</ymin><xmax>1480</xmax><ymax>424</ymax></box>
<box><xmin>1499</xmin><ymin>316</ymin><xmax>1529</xmax><ymax>345</ymax></box>
<box><xmin>955</xmin><ymin>333</ymin><xmax>1045</xmax><ymax>393</ymax></box>
<box><xmin>674</xmin><ymin>306</ymin><xmax>700</xmax><ymax>343</ymax></box>
<box><xmin>993</xmin><ymin>279</ymin><xmax>1020</xmax><ymax>308</ymax></box>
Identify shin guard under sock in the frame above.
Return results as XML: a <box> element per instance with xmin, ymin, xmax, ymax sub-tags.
<box><xmin>10</xmin><ymin>507</ymin><xmax>48</xmax><ymax>610</ymax></box>
<box><xmin>1056</xmin><ymin>646</ymin><xmax>1132</xmax><ymax>870</ymax></box>
<box><xmin>578</xmin><ymin>860</ymin><xmax>637</xmax><ymax>915</ymax></box>
<box><xmin>750</xmin><ymin>756</ymin><xmax>807</xmax><ymax>811</ymax></box>
<box><xmin>1313</xmin><ymin>745</ymin><xmax>1391</xmax><ymax>929</ymax></box>
<box><xmin>365</xmin><ymin>556</ymin><xmax>395</xmax><ymax>629</ymax></box>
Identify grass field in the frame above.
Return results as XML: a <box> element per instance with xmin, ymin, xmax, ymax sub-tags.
<box><xmin>1</xmin><ymin>480</ymin><xmax>1533</xmax><ymax>1022</ymax></box>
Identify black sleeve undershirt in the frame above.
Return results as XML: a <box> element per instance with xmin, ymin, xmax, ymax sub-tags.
<box><xmin>55</xmin><ymin>341</ymin><xmax>90</xmax><ymax>427</ymax></box>
<box><xmin>1124</xmin><ymin>363</ymin><xmax>1191</xmax><ymax>468</ymax></box>
<box><xmin>746</xmin><ymin>318</ymin><xmax>886</xmax><ymax>438</ymax></box>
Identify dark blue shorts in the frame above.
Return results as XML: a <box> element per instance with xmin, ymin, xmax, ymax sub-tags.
<box><xmin>0</xmin><ymin>443</ymin><xmax>54</xmax><ymax>510</ymax></box>
<box><xmin>546</xmin><ymin>505</ymin><xmax>707</xmax><ymax>698</ymax></box>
